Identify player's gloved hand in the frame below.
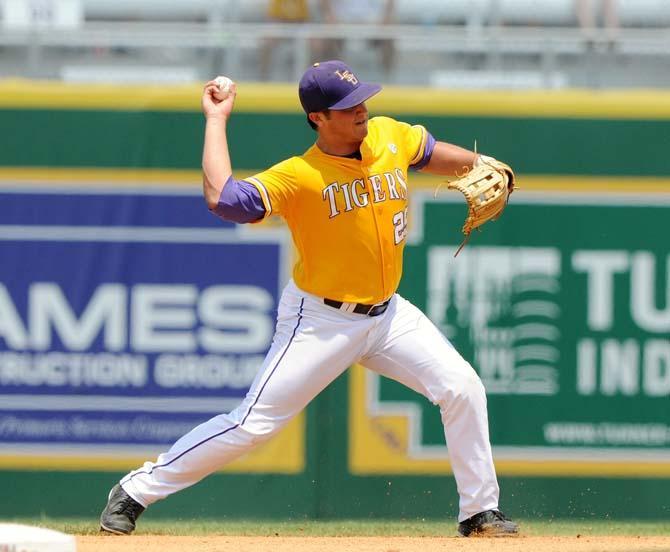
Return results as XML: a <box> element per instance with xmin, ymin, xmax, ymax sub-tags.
<box><xmin>475</xmin><ymin>155</ymin><xmax>515</xmax><ymax>194</ymax></box>
<box><xmin>439</xmin><ymin>155</ymin><xmax>516</xmax><ymax>256</ymax></box>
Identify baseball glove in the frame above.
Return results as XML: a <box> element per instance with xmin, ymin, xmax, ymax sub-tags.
<box><xmin>442</xmin><ymin>156</ymin><xmax>515</xmax><ymax>255</ymax></box>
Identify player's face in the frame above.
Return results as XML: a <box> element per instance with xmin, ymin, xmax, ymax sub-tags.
<box><xmin>325</xmin><ymin>102</ymin><xmax>369</xmax><ymax>143</ymax></box>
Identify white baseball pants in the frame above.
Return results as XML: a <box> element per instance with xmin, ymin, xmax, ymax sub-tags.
<box><xmin>121</xmin><ymin>280</ymin><xmax>500</xmax><ymax>521</ymax></box>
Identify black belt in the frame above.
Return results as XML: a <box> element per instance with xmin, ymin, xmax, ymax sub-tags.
<box><xmin>323</xmin><ymin>298</ymin><xmax>391</xmax><ymax>317</ymax></box>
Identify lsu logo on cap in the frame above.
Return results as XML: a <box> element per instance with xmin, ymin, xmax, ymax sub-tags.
<box><xmin>334</xmin><ymin>69</ymin><xmax>359</xmax><ymax>85</ymax></box>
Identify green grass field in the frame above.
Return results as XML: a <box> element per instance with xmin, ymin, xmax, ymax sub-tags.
<box><xmin>7</xmin><ymin>518</ymin><xmax>670</xmax><ymax>537</ymax></box>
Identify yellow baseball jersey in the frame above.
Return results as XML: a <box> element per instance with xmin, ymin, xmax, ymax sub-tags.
<box><xmin>245</xmin><ymin>116</ymin><xmax>429</xmax><ymax>304</ymax></box>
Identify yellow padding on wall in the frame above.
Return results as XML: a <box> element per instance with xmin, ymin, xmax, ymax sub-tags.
<box><xmin>2</xmin><ymin>78</ymin><xmax>670</xmax><ymax>118</ymax></box>
<box><xmin>0</xmin><ymin>167</ymin><xmax>669</xmax><ymax>194</ymax></box>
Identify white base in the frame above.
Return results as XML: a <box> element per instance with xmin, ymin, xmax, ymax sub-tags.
<box><xmin>0</xmin><ymin>523</ymin><xmax>76</xmax><ymax>552</ymax></box>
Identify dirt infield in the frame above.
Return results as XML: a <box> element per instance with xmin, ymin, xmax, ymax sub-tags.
<box><xmin>78</xmin><ymin>535</ymin><xmax>670</xmax><ymax>552</ymax></box>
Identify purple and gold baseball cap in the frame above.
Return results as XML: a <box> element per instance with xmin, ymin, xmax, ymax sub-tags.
<box><xmin>298</xmin><ymin>60</ymin><xmax>382</xmax><ymax>114</ymax></box>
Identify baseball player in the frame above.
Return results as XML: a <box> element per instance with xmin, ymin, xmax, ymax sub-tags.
<box><xmin>100</xmin><ymin>60</ymin><xmax>518</xmax><ymax>537</ymax></box>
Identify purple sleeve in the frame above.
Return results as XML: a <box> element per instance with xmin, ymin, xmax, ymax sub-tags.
<box><xmin>209</xmin><ymin>176</ymin><xmax>266</xmax><ymax>223</ymax></box>
<box><xmin>409</xmin><ymin>131</ymin><xmax>437</xmax><ymax>171</ymax></box>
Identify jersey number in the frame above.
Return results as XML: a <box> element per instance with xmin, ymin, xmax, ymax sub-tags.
<box><xmin>393</xmin><ymin>208</ymin><xmax>408</xmax><ymax>245</ymax></box>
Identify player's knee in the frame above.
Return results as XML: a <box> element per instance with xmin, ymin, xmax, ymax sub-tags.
<box><xmin>464</xmin><ymin>373</ymin><xmax>486</xmax><ymax>402</ymax></box>
<box><xmin>439</xmin><ymin>367</ymin><xmax>486</xmax><ymax>408</ymax></box>
<box><xmin>245</xmin><ymin>429</ymin><xmax>274</xmax><ymax>446</ymax></box>
<box><xmin>238</xmin><ymin>417</ymin><xmax>287</xmax><ymax>445</ymax></box>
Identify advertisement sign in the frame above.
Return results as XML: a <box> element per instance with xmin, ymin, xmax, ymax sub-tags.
<box><xmin>350</xmin><ymin>192</ymin><xmax>670</xmax><ymax>476</ymax></box>
<box><xmin>0</xmin><ymin>187</ymin><xmax>303</xmax><ymax>472</ymax></box>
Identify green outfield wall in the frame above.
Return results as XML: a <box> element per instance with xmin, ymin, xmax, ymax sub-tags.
<box><xmin>3</xmin><ymin>108</ymin><xmax>670</xmax><ymax>176</ymax></box>
<box><xmin>0</xmin><ymin>82</ymin><xmax>669</xmax><ymax>522</ymax></box>
<box><xmin>1</xmin><ymin>81</ymin><xmax>670</xmax><ymax>175</ymax></box>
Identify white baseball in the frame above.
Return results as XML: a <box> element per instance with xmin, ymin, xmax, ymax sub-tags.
<box><xmin>213</xmin><ymin>76</ymin><xmax>233</xmax><ymax>100</ymax></box>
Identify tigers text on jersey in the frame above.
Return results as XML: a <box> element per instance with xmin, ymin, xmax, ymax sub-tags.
<box><xmin>245</xmin><ymin>116</ymin><xmax>432</xmax><ymax>304</ymax></box>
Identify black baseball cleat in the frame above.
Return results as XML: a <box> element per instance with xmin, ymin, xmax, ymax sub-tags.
<box><xmin>458</xmin><ymin>509</ymin><xmax>519</xmax><ymax>537</ymax></box>
<box><xmin>100</xmin><ymin>483</ymin><xmax>145</xmax><ymax>535</ymax></box>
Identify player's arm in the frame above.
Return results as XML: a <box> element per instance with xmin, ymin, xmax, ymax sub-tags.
<box><xmin>400</xmin><ymin>119</ymin><xmax>514</xmax><ymax>188</ymax></box>
<box><xmin>319</xmin><ymin>0</ymin><xmax>336</xmax><ymax>23</ymax></box>
<box><xmin>201</xmin><ymin>79</ymin><xmax>236</xmax><ymax>209</ymax></box>
<box><xmin>401</xmin><ymin>122</ymin><xmax>478</xmax><ymax>177</ymax></box>
<box><xmin>382</xmin><ymin>0</ymin><xmax>395</xmax><ymax>24</ymax></box>
<box><xmin>418</xmin><ymin>141</ymin><xmax>478</xmax><ymax>177</ymax></box>
<box><xmin>201</xmin><ymin>79</ymin><xmax>266</xmax><ymax>224</ymax></box>
<box><xmin>419</xmin><ymin>140</ymin><xmax>514</xmax><ymax>191</ymax></box>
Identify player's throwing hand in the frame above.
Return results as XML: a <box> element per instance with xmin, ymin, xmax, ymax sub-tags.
<box><xmin>202</xmin><ymin>78</ymin><xmax>237</xmax><ymax>121</ymax></box>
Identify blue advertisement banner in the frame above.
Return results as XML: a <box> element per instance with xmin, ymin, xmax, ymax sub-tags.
<box><xmin>0</xmin><ymin>187</ymin><xmax>288</xmax><ymax>448</ymax></box>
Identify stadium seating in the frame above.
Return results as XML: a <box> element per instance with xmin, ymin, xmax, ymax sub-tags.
<box><xmin>0</xmin><ymin>0</ymin><xmax>668</xmax><ymax>86</ymax></box>
<box><xmin>18</xmin><ymin>0</ymin><xmax>668</xmax><ymax>27</ymax></box>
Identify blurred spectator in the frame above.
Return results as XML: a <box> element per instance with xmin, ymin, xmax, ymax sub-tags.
<box><xmin>575</xmin><ymin>0</ymin><xmax>619</xmax><ymax>47</ymax></box>
<box><xmin>260</xmin><ymin>0</ymin><xmax>311</xmax><ymax>80</ymax></box>
<box><xmin>318</xmin><ymin>0</ymin><xmax>395</xmax><ymax>74</ymax></box>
